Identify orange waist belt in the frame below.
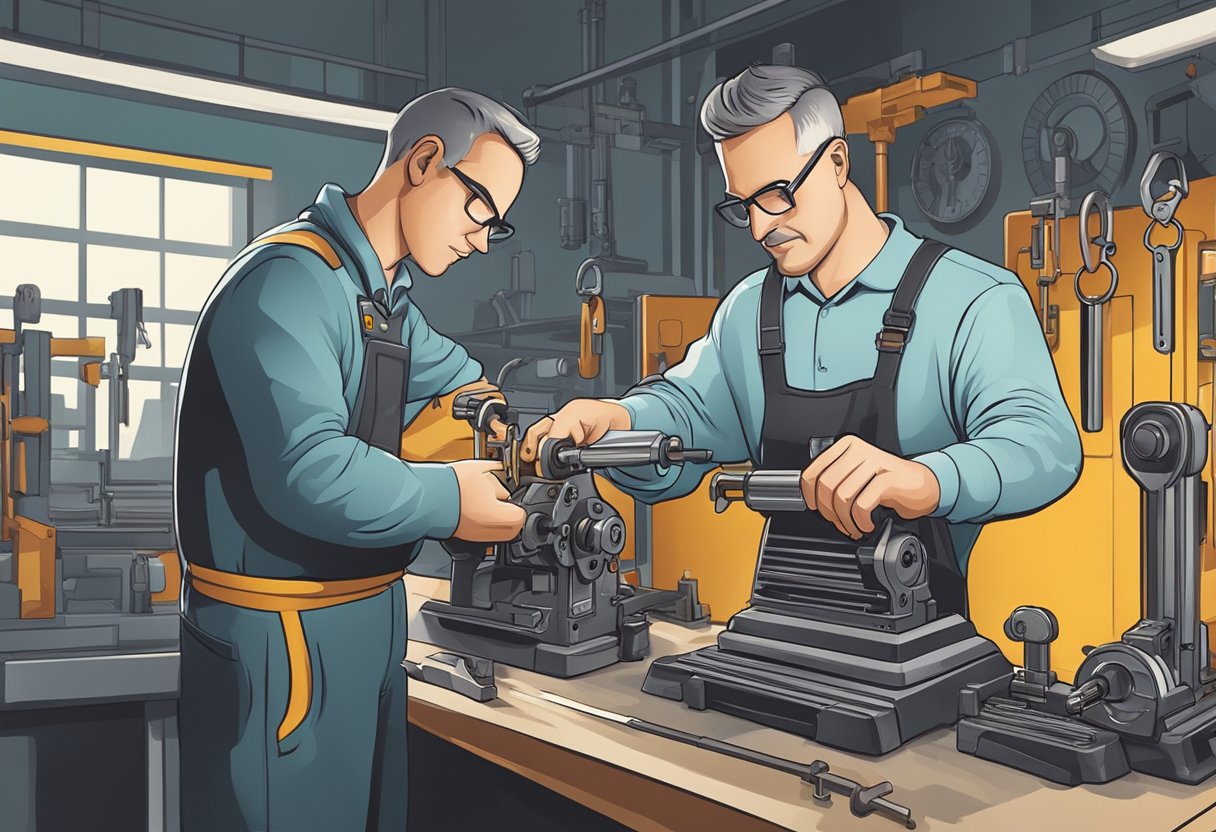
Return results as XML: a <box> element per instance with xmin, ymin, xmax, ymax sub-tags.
<box><xmin>184</xmin><ymin>564</ymin><xmax>405</xmax><ymax>742</ymax></box>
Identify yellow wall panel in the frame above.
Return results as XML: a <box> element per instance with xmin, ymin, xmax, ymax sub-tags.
<box><xmin>979</xmin><ymin>197</ymin><xmax>1216</xmax><ymax>680</ymax></box>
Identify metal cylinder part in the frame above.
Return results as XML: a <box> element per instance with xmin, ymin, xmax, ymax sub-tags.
<box><xmin>740</xmin><ymin>470</ymin><xmax>805</xmax><ymax>513</ymax></box>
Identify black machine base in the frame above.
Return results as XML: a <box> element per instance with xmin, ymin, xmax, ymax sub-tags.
<box><xmin>1121</xmin><ymin>693</ymin><xmax>1216</xmax><ymax>785</ymax></box>
<box><xmin>417</xmin><ymin>601</ymin><xmax>644</xmax><ymax>678</ymax></box>
<box><xmin>641</xmin><ymin>608</ymin><xmax>1013</xmax><ymax>755</ymax></box>
<box><xmin>957</xmin><ymin>697</ymin><xmax>1131</xmax><ymax>785</ymax></box>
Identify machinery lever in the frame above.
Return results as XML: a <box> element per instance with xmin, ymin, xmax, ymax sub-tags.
<box><xmin>541</xmin><ymin>430</ymin><xmax>711</xmax><ymax>479</ymax></box>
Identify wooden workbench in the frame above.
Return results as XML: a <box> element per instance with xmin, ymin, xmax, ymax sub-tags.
<box><xmin>404</xmin><ymin>576</ymin><xmax>1216</xmax><ymax>832</ymax></box>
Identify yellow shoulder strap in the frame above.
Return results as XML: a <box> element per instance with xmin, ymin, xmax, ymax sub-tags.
<box><xmin>249</xmin><ymin>230</ymin><xmax>342</xmax><ymax>269</ymax></box>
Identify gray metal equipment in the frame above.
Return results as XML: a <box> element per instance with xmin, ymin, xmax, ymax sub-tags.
<box><xmin>418</xmin><ymin>392</ymin><xmax>713</xmax><ymax>677</ymax></box>
<box><xmin>1074</xmin><ymin>190</ymin><xmax>1118</xmax><ymax>434</ymax></box>
<box><xmin>958</xmin><ymin>402</ymin><xmax>1216</xmax><ymax>786</ymax></box>
<box><xmin>404</xmin><ymin>652</ymin><xmax>498</xmax><ymax>702</ymax></box>
<box><xmin>1071</xmin><ymin>402</ymin><xmax>1216</xmax><ymax>783</ymax></box>
<box><xmin>640</xmin><ymin>441</ymin><xmax>1013</xmax><ymax>756</ymax></box>
<box><xmin>1140</xmin><ymin>152</ymin><xmax>1188</xmax><ymax>355</ymax></box>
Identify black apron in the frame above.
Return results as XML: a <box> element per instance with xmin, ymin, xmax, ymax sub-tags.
<box><xmin>351</xmin><ymin>285</ymin><xmax>411</xmax><ymax>454</ymax></box>
<box><xmin>752</xmin><ymin>239</ymin><xmax>968</xmax><ymax>618</ymax></box>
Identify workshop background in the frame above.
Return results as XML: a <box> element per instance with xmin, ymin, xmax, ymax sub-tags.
<box><xmin>0</xmin><ymin>0</ymin><xmax>1214</xmax><ymax>830</ymax></box>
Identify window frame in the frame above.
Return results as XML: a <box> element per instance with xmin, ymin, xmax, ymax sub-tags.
<box><xmin>0</xmin><ymin>142</ymin><xmax>253</xmax><ymax>460</ymax></box>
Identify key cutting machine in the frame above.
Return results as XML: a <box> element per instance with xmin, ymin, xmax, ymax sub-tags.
<box><xmin>640</xmin><ymin>438</ymin><xmax>1013</xmax><ymax>756</ymax></box>
<box><xmin>417</xmin><ymin>389</ymin><xmax>712</xmax><ymax>677</ymax></box>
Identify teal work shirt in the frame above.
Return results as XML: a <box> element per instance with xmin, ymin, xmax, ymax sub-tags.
<box><xmin>608</xmin><ymin>214</ymin><xmax>1082</xmax><ymax>573</ymax></box>
<box><xmin>174</xmin><ymin>183</ymin><xmax>482</xmax><ymax>577</ymax></box>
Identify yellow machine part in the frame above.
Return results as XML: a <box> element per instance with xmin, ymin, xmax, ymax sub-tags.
<box><xmin>398</xmin><ymin>380</ymin><xmax>502</xmax><ymax>463</ymax></box>
<box><xmin>14</xmin><ymin>515</ymin><xmax>55</xmax><ymax>619</ymax></box>
<box><xmin>602</xmin><ymin>294</ymin><xmax>765</xmax><ymax>620</ymax></box>
<box><xmin>972</xmin><ymin>182</ymin><xmax>1216</xmax><ymax>681</ymax></box>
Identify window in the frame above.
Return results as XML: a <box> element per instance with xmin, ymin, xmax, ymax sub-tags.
<box><xmin>0</xmin><ymin>146</ymin><xmax>250</xmax><ymax>466</ymax></box>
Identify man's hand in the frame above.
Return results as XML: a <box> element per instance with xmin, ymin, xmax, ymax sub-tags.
<box><xmin>450</xmin><ymin>459</ymin><xmax>526</xmax><ymax>541</ymax></box>
<box><xmin>519</xmin><ymin>399</ymin><xmax>632</xmax><ymax>463</ymax></box>
<box><xmin>800</xmin><ymin>436</ymin><xmax>941</xmax><ymax>539</ymax></box>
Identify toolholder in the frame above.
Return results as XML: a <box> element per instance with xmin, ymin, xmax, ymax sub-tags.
<box><xmin>417</xmin><ymin>397</ymin><xmax>713</xmax><ymax>678</ymax></box>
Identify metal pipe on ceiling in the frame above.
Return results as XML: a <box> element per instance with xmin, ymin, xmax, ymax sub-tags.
<box><xmin>521</xmin><ymin>0</ymin><xmax>843</xmax><ymax>108</ymax></box>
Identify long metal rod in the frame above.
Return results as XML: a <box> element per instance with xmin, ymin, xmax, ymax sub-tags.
<box><xmin>526</xmin><ymin>690</ymin><xmax>916</xmax><ymax>828</ymax></box>
<box><xmin>522</xmin><ymin>0</ymin><xmax>840</xmax><ymax>107</ymax></box>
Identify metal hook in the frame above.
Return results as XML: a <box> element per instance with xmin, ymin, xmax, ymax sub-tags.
<box><xmin>1078</xmin><ymin>190</ymin><xmax>1116</xmax><ymax>276</ymax></box>
<box><xmin>1140</xmin><ymin>151</ymin><xmax>1189</xmax><ymax>227</ymax></box>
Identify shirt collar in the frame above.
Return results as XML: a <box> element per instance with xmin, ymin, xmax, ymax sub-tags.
<box><xmin>301</xmin><ymin>183</ymin><xmax>415</xmax><ymax>303</ymax></box>
<box><xmin>783</xmin><ymin>213</ymin><xmax>919</xmax><ymax>299</ymax></box>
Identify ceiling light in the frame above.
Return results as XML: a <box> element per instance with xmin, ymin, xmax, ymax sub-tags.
<box><xmin>1093</xmin><ymin>7</ymin><xmax>1216</xmax><ymax>70</ymax></box>
<box><xmin>0</xmin><ymin>38</ymin><xmax>396</xmax><ymax>131</ymax></box>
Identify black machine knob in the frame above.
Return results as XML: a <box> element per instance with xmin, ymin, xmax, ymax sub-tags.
<box><xmin>1130</xmin><ymin>422</ymin><xmax>1169</xmax><ymax>461</ymax></box>
<box><xmin>577</xmin><ymin>515</ymin><xmax>626</xmax><ymax>557</ymax></box>
<box><xmin>1004</xmin><ymin>606</ymin><xmax>1059</xmax><ymax>690</ymax></box>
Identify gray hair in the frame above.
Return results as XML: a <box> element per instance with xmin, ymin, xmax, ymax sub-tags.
<box><xmin>376</xmin><ymin>87</ymin><xmax>541</xmax><ymax>175</ymax></box>
<box><xmin>700</xmin><ymin>65</ymin><xmax>844</xmax><ymax>153</ymax></box>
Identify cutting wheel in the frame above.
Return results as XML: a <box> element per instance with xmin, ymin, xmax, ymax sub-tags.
<box><xmin>1022</xmin><ymin>70</ymin><xmax>1136</xmax><ymax>199</ymax></box>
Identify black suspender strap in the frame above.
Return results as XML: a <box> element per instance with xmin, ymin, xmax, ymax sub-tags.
<box><xmin>873</xmin><ymin>240</ymin><xmax>950</xmax><ymax>391</ymax></box>
<box><xmin>757</xmin><ymin>264</ymin><xmax>786</xmax><ymax>394</ymax></box>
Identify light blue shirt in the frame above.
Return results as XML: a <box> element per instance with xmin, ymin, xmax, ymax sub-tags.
<box><xmin>608</xmin><ymin>214</ymin><xmax>1082</xmax><ymax>573</ymax></box>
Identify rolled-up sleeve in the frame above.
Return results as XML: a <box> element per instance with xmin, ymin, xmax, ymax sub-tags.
<box><xmin>913</xmin><ymin>283</ymin><xmax>1082</xmax><ymax>522</ymax></box>
<box><xmin>208</xmin><ymin>257</ymin><xmax>462</xmax><ymax>545</ymax></box>
<box><xmin>610</xmin><ymin>292</ymin><xmax>753</xmax><ymax>503</ymax></box>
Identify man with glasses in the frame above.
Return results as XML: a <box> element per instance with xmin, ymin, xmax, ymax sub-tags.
<box><xmin>175</xmin><ymin>87</ymin><xmax>537</xmax><ymax>831</ymax></box>
<box><xmin>523</xmin><ymin>65</ymin><xmax>1079</xmax><ymax>606</ymax></box>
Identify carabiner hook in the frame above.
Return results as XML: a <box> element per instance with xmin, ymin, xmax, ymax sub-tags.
<box><xmin>1140</xmin><ymin>151</ymin><xmax>1189</xmax><ymax>227</ymax></box>
<box><xmin>1078</xmin><ymin>190</ymin><xmax>1116</xmax><ymax>275</ymax></box>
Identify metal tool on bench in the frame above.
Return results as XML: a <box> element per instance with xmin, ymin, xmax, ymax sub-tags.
<box><xmin>418</xmin><ymin>390</ymin><xmax>713</xmax><ymax>677</ymax></box>
<box><xmin>955</xmin><ymin>605</ymin><xmax>1131</xmax><ymax>785</ymax></box>
<box><xmin>640</xmin><ymin>437</ymin><xmax>1012</xmax><ymax>756</ymax></box>
<box><xmin>527</xmin><ymin>690</ymin><xmax>917</xmax><ymax>829</ymax></box>
<box><xmin>958</xmin><ymin>401</ymin><xmax>1216</xmax><ymax>786</ymax></box>
<box><xmin>1140</xmin><ymin>152</ymin><xmax>1188</xmax><ymax>355</ymax></box>
<box><xmin>1074</xmin><ymin>190</ymin><xmax>1118</xmax><ymax>433</ymax></box>
<box><xmin>403</xmin><ymin>651</ymin><xmax>497</xmax><ymax>702</ymax></box>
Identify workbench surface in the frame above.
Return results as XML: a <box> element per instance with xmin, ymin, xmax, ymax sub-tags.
<box><xmin>404</xmin><ymin>576</ymin><xmax>1216</xmax><ymax>832</ymax></box>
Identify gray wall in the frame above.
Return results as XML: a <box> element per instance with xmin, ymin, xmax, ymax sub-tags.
<box><xmin>5</xmin><ymin>0</ymin><xmax>1216</xmax><ymax>365</ymax></box>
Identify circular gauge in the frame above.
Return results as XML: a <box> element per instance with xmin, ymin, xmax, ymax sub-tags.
<box><xmin>911</xmin><ymin>117</ymin><xmax>999</xmax><ymax>227</ymax></box>
<box><xmin>1021</xmin><ymin>70</ymin><xmax>1136</xmax><ymax>199</ymax></box>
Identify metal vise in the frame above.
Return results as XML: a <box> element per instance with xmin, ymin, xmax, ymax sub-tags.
<box><xmin>417</xmin><ymin>392</ymin><xmax>712</xmax><ymax>678</ymax></box>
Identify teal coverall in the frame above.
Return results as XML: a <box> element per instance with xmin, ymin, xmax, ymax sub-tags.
<box><xmin>174</xmin><ymin>183</ymin><xmax>482</xmax><ymax>831</ymax></box>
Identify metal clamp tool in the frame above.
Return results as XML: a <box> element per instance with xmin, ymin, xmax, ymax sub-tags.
<box><xmin>1074</xmin><ymin>191</ymin><xmax>1118</xmax><ymax>433</ymax></box>
<box><xmin>1140</xmin><ymin>152</ymin><xmax>1188</xmax><ymax>354</ymax></box>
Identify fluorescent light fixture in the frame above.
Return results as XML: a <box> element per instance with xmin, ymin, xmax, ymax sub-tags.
<box><xmin>0</xmin><ymin>38</ymin><xmax>396</xmax><ymax>131</ymax></box>
<box><xmin>1093</xmin><ymin>7</ymin><xmax>1216</xmax><ymax>70</ymax></box>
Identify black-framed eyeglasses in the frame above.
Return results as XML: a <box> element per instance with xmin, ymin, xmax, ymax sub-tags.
<box><xmin>450</xmin><ymin>165</ymin><xmax>515</xmax><ymax>242</ymax></box>
<box><xmin>714</xmin><ymin>137</ymin><xmax>836</xmax><ymax>228</ymax></box>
